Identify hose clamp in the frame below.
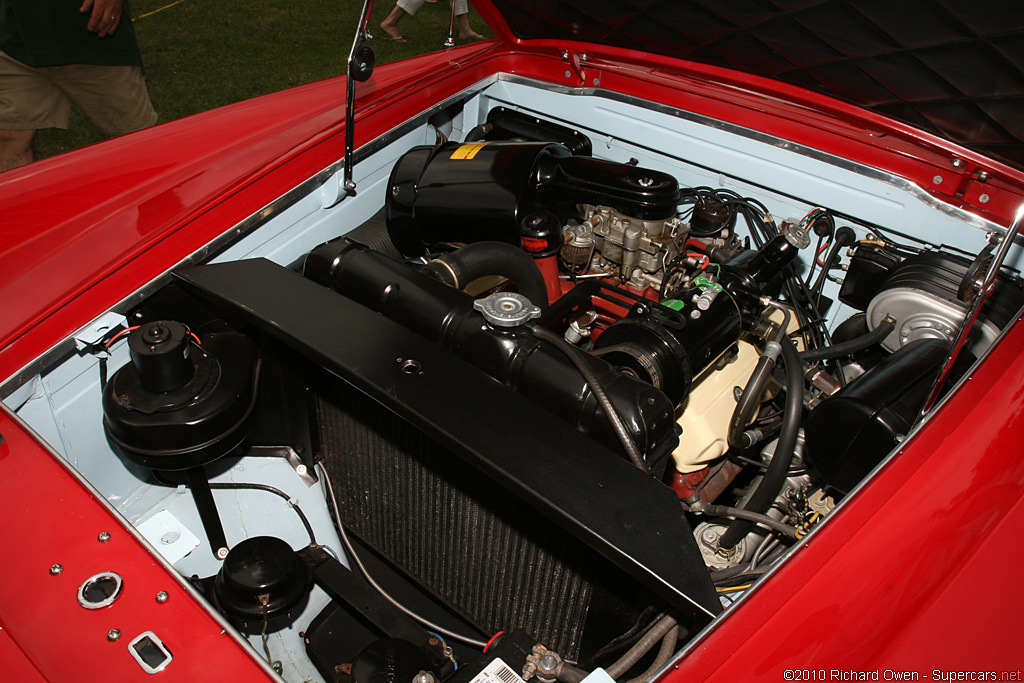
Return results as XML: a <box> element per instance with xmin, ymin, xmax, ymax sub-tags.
<box><xmin>762</xmin><ymin>340</ymin><xmax>783</xmax><ymax>361</ymax></box>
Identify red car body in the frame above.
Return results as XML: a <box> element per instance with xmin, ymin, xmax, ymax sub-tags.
<box><xmin>2</xmin><ymin>4</ymin><xmax>1023</xmax><ymax>681</ymax></box>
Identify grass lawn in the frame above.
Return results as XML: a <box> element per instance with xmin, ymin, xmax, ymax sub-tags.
<box><xmin>32</xmin><ymin>0</ymin><xmax>493</xmax><ymax>161</ymax></box>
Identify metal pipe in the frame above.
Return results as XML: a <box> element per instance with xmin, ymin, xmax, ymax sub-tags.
<box><xmin>920</xmin><ymin>202</ymin><xmax>1024</xmax><ymax>417</ymax></box>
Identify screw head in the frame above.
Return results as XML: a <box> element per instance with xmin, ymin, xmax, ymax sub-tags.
<box><xmin>107</xmin><ymin>629</ymin><xmax>121</xmax><ymax>642</ymax></box>
<box><xmin>216</xmin><ymin>547</ymin><xmax>229</xmax><ymax>560</ymax></box>
<box><xmin>977</xmin><ymin>171</ymin><xmax>990</xmax><ymax>181</ymax></box>
<box><xmin>49</xmin><ymin>564</ymin><xmax>63</xmax><ymax>575</ymax></box>
<box><xmin>951</xmin><ymin>157</ymin><xmax>965</xmax><ymax>168</ymax></box>
<box><xmin>979</xmin><ymin>193</ymin><xmax>990</xmax><ymax>204</ymax></box>
<box><xmin>295</xmin><ymin>464</ymin><xmax>308</xmax><ymax>475</ymax></box>
<box><xmin>932</xmin><ymin>175</ymin><xmax>943</xmax><ymax>185</ymax></box>
<box><xmin>97</xmin><ymin>531</ymin><xmax>111</xmax><ymax>543</ymax></box>
<box><xmin>156</xmin><ymin>591</ymin><xmax>169</xmax><ymax>604</ymax></box>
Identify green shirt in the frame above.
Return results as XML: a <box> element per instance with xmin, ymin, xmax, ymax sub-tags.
<box><xmin>0</xmin><ymin>0</ymin><xmax>143</xmax><ymax>67</ymax></box>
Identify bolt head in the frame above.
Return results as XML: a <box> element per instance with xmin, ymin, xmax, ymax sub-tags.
<box><xmin>107</xmin><ymin>629</ymin><xmax>121</xmax><ymax>642</ymax></box>
<box><xmin>702</xmin><ymin>529</ymin><xmax>718</xmax><ymax>543</ymax></box>
<box><xmin>978</xmin><ymin>171</ymin><xmax>990</xmax><ymax>181</ymax></box>
<box><xmin>97</xmin><ymin>531</ymin><xmax>111</xmax><ymax>543</ymax></box>
<box><xmin>156</xmin><ymin>591</ymin><xmax>169</xmax><ymax>604</ymax></box>
<box><xmin>49</xmin><ymin>564</ymin><xmax>63</xmax><ymax>575</ymax></box>
<box><xmin>951</xmin><ymin>157</ymin><xmax>964</xmax><ymax>168</ymax></box>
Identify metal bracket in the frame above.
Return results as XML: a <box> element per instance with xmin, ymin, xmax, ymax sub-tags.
<box><xmin>244</xmin><ymin>445</ymin><xmax>319</xmax><ymax>487</ymax></box>
<box><xmin>561</xmin><ymin>50</ymin><xmax>588</xmax><ymax>85</ymax></box>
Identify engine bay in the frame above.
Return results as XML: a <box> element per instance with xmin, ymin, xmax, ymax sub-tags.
<box><xmin>4</xmin><ymin>89</ymin><xmax>1023</xmax><ymax>682</ymax></box>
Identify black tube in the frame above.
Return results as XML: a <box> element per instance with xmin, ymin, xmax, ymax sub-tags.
<box><xmin>811</xmin><ymin>226</ymin><xmax>856</xmax><ymax>304</ymax></box>
<box><xmin>206</xmin><ymin>482</ymin><xmax>317</xmax><ymax>546</ymax></box>
<box><xmin>558</xmin><ymin>663</ymin><xmax>589</xmax><ymax>683</ymax></box>
<box><xmin>719</xmin><ymin>337</ymin><xmax>803</xmax><ymax>549</ymax></box>
<box><xmin>464</xmin><ymin>122</ymin><xmax>493</xmax><ymax>142</ymax></box>
<box><xmin>701</xmin><ymin>504</ymin><xmax>798</xmax><ymax>539</ymax></box>
<box><xmin>346</xmin><ymin>213</ymin><xmax>405</xmax><ymax>261</ymax></box>
<box><xmin>727</xmin><ymin>355</ymin><xmax>775</xmax><ymax>449</ymax></box>
<box><xmin>529</xmin><ymin>324</ymin><xmax>648</xmax><ymax>472</ymax></box>
<box><xmin>579</xmin><ymin>607</ymin><xmax>662</xmax><ymax>671</ymax></box>
<box><xmin>423</xmin><ymin>241</ymin><xmax>549</xmax><ymax>308</ymax></box>
<box><xmin>798</xmin><ymin>317</ymin><xmax>895</xmax><ymax>363</ymax></box>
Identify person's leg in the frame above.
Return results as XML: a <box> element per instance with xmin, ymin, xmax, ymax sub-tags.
<box><xmin>0</xmin><ymin>53</ymin><xmax>70</xmax><ymax>172</ymax></box>
<box><xmin>380</xmin><ymin>0</ymin><xmax>425</xmax><ymax>40</ymax></box>
<box><xmin>454</xmin><ymin>0</ymin><xmax>483</xmax><ymax>40</ymax></box>
<box><xmin>0</xmin><ymin>128</ymin><xmax>34</xmax><ymax>172</ymax></box>
<box><xmin>52</xmin><ymin>64</ymin><xmax>157</xmax><ymax>137</ymax></box>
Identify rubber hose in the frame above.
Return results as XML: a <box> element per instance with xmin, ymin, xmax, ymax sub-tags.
<box><xmin>464</xmin><ymin>122</ymin><xmax>493</xmax><ymax>142</ymax></box>
<box><xmin>557</xmin><ymin>663</ymin><xmax>589</xmax><ymax>683</ymax></box>
<box><xmin>811</xmin><ymin>226</ymin><xmax>856</xmax><ymax>304</ymax></box>
<box><xmin>727</xmin><ymin>355</ymin><xmax>775</xmax><ymax>449</ymax></box>
<box><xmin>529</xmin><ymin>324</ymin><xmax>648</xmax><ymax>472</ymax></box>
<box><xmin>719</xmin><ymin>337</ymin><xmax>803</xmax><ymax>549</ymax></box>
<box><xmin>798</xmin><ymin>317</ymin><xmax>895</xmax><ymax>363</ymax></box>
<box><xmin>624</xmin><ymin>625</ymin><xmax>681</xmax><ymax>683</ymax></box>
<box><xmin>579</xmin><ymin>608</ymin><xmax>662</xmax><ymax>671</ymax></box>
<box><xmin>701</xmin><ymin>504</ymin><xmax>799</xmax><ymax>539</ymax></box>
<box><xmin>605</xmin><ymin>615</ymin><xmax>679</xmax><ymax>680</ymax></box>
<box><xmin>423</xmin><ymin>241</ymin><xmax>549</xmax><ymax>308</ymax></box>
<box><xmin>346</xmin><ymin>212</ymin><xmax>405</xmax><ymax>260</ymax></box>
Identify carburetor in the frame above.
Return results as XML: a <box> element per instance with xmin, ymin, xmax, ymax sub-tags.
<box><xmin>568</xmin><ymin>203</ymin><xmax>685</xmax><ymax>283</ymax></box>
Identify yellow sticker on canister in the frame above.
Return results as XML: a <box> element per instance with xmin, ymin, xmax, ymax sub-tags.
<box><xmin>450</xmin><ymin>142</ymin><xmax>489</xmax><ymax>160</ymax></box>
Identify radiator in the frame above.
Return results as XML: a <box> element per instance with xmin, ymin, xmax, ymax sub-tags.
<box><xmin>314</xmin><ymin>374</ymin><xmax>605</xmax><ymax>658</ymax></box>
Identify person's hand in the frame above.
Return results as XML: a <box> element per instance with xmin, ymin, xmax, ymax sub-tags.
<box><xmin>80</xmin><ymin>0</ymin><xmax>124</xmax><ymax>38</ymax></box>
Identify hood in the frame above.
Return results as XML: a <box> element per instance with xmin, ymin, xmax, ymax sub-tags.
<box><xmin>483</xmin><ymin>0</ymin><xmax>1024</xmax><ymax>170</ymax></box>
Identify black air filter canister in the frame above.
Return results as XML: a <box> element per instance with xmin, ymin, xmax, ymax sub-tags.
<box><xmin>386</xmin><ymin>141</ymin><xmax>680</xmax><ymax>257</ymax></box>
<box><xmin>312</xmin><ymin>371</ymin><xmax>650</xmax><ymax>660</ymax></box>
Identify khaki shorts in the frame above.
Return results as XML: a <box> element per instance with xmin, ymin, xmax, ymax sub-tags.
<box><xmin>0</xmin><ymin>52</ymin><xmax>157</xmax><ymax>135</ymax></box>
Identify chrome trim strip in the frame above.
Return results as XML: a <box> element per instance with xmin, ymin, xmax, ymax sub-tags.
<box><xmin>1</xmin><ymin>76</ymin><xmax>501</xmax><ymax>398</ymax></box>
<box><xmin>491</xmin><ymin>73</ymin><xmax>1009</xmax><ymax>235</ymax></box>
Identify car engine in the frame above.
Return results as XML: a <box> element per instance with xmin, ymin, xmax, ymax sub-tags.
<box><xmin>77</xmin><ymin>120</ymin><xmax>1024</xmax><ymax>682</ymax></box>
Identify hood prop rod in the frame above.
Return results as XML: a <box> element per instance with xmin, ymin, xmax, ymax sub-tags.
<box><xmin>444</xmin><ymin>2</ymin><xmax>456</xmax><ymax>48</ymax></box>
<box><xmin>344</xmin><ymin>0</ymin><xmax>376</xmax><ymax>196</ymax></box>
<box><xmin>919</xmin><ymin>201</ymin><xmax>1024</xmax><ymax>419</ymax></box>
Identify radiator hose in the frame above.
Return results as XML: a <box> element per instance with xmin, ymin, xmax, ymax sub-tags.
<box><xmin>798</xmin><ymin>316</ymin><xmax>895</xmax><ymax>363</ymax></box>
<box><xmin>422</xmin><ymin>241</ymin><xmax>550</xmax><ymax>309</ymax></box>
